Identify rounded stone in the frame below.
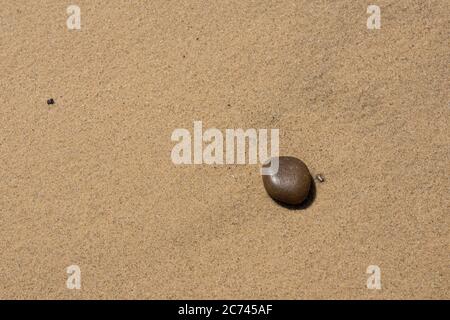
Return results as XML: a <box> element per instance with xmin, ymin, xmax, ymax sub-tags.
<box><xmin>262</xmin><ymin>156</ymin><xmax>312</xmax><ymax>205</ymax></box>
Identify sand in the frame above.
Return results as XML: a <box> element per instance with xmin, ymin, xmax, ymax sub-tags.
<box><xmin>0</xmin><ymin>0</ymin><xmax>448</xmax><ymax>299</ymax></box>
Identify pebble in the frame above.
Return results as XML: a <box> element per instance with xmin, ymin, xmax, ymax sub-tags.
<box><xmin>262</xmin><ymin>156</ymin><xmax>312</xmax><ymax>205</ymax></box>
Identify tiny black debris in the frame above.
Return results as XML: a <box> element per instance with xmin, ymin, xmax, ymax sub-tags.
<box><xmin>47</xmin><ymin>98</ymin><xmax>55</xmax><ymax>105</ymax></box>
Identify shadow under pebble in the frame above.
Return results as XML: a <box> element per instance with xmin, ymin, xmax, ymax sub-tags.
<box><xmin>273</xmin><ymin>178</ymin><xmax>316</xmax><ymax>210</ymax></box>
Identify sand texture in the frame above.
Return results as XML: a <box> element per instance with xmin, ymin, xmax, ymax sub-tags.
<box><xmin>0</xmin><ymin>0</ymin><xmax>449</xmax><ymax>299</ymax></box>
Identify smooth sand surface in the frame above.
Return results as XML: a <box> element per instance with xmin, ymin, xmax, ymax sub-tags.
<box><xmin>0</xmin><ymin>1</ymin><xmax>448</xmax><ymax>299</ymax></box>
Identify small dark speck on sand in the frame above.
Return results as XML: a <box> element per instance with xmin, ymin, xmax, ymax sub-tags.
<box><xmin>47</xmin><ymin>98</ymin><xmax>55</xmax><ymax>105</ymax></box>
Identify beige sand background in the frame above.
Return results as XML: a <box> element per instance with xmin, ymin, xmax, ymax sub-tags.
<box><xmin>0</xmin><ymin>0</ymin><xmax>448</xmax><ymax>299</ymax></box>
